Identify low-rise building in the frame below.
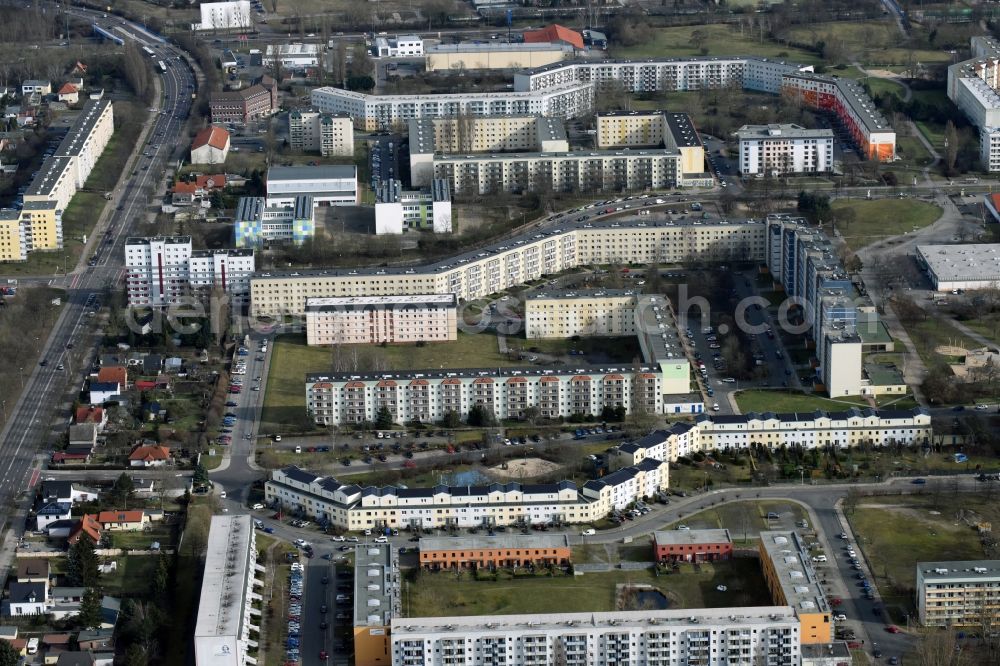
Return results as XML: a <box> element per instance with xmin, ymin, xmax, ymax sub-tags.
<box><xmin>653</xmin><ymin>529</ymin><xmax>733</xmax><ymax>563</ymax></box>
<box><xmin>425</xmin><ymin>42</ymin><xmax>572</xmax><ymax>72</ymax></box>
<box><xmin>916</xmin><ymin>243</ymin><xmax>1000</xmax><ymax>292</ymax></box>
<box><xmin>523</xmin><ymin>24</ymin><xmax>584</xmax><ymax>50</ymax></box>
<box><xmin>128</xmin><ymin>444</ymin><xmax>171</xmax><ymax>467</ymax></box>
<box><xmin>234</xmin><ymin>195</ymin><xmax>314</xmax><ymax>247</ymax></box>
<box><xmin>288</xmin><ymin>110</ymin><xmax>353</xmax><ymax>157</ymax></box>
<box><xmin>190</xmin><ymin>126</ymin><xmax>231</xmax><ymax>165</ymax></box>
<box><xmin>374</xmin><ymin>35</ymin><xmax>423</xmax><ymax>57</ymax></box>
<box><xmin>264</xmin><ymin>43</ymin><xmax>320</xmax><ymax>68</ymax></box>
<box><xmin>95</xmin><ymin>511</ymin><xmax>148</xmax><ymax>531</ymax></box>
<box><xmin>265</xmin><ymin>165</ymin><xmax>357</xmax><ymax>206</ymax></box>
<box><xmin>374</xmin><ymin>179</ymin><xmax>451</xmax><ymax>234</ymax></box>
<box><xmin>916</xmin><ymin>560</ymin><xmax>1000</xmax><ymax>627</ymax></box>
<box><xmin>305</xmin><ymin>294</ymin><xmax>458</xmax><ymax>346</ymax></box>
<box><xmin>418</xmin><ymin>534</ymin><xmax>571</xmax><ymax>570</ymax></box>
<box><xmin>758</xmin><ymin>531</ymin><xmax>833</xmax><ymax>645</ymax></box>
<box><xmin>87</xmin><ymin>382</ymin><xmax>120</xmax><ymax>405</ymax></box>
<box><xmin>736</xmin><ymin>124</ymin><xmax>835</xmax><ymax>176</ymax></box>
<box><xmin>209</xmin><ymin>81</ymin><xmax>276</xmax><ymax>125</ymax></box>
<box><xmin>193</xmin><ymin>515</ymin><xmax>261</xmax><ymax>666</ymax></box>
<box><xmin>21</xmin><ymin>80</ymin><xmax>51</xmax><ymax>96</ymax></box>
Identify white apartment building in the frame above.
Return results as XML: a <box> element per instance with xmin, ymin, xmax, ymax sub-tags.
<box><xmin>125</xmin><ymin>236</ymin><xmax>255</xmax><ymax>307</ymax></box>
<box><xmin>390</xmin><ymin>608</ymin><xmax>801</xmax><ymax>666</ymax></box>
<box><xmin>310</xmin><ymin>82</ymin><xmax>595</xmax><ymax>132</ymax></box>
<box><xmin>948</xmin><ymin>37</ymin><xmax>1000</xmax><ymax>171</ymax></box>
<box><xmin>265</xmin><ymin>165</ymin><xmax>357</xmax><ymax>206</ymax></box>
<box><xmin>617</xmin><ymin>407</ymin><xmax>932</xmax><ymax>467</ymax></box>
<box><xmin>22</xmin><ymin>156</ymin><xmax>76</xmax><ymax>215</ymax></box>
<box><xmin>265</xmin><ymin>458</ymin><xmax>668</xmax><ymax>530</ymax></box>
<box><xmin>192</xmin><ymin>0</ymin><xmax>252</xmax><ymax>31</ymax></box>
<box><xmin>374</xmin><ymin>179</ymin><xmax>452</xmax><ymax>234</ymax></box>
<box><xmin>306</xmin><ymin>363</ymin><xmax>668</xmax><ymax>426</ymax></box>
<box><xmin>264</xmin><ymin>43</ymin><xmax>320</xmax><ymax>68</ymax></box>
<box><xmin>304</xmin><ymin>294</ymin><xmax>458</xmax><ymax>346</ymax></box>
<box><xmin>52</xmin><ymin>99</ymin><xmax>114</xmax><ymax>188</ymax></box>
<box><xmin>916</xmin><ymin>560</ymin><xmax>1000</xmax><ymax>627</ymax></box>
<box><xmin>736</xmin><ymin>124</ymin><xmax>834</xmax><ymax>176</ymax></box>
<box><xmin>234</xmin><ymin>195</ymin><xmax>315</xmax><ymax>248</ymax></box>
<box><xmin>288</xmin><ymin>110</ymin><xmax>354</xmax><ymax>157</ymax></box>
<box><xmin>193</xmin><ymin>515</ymin><xmax>261</xmax><ymax>666</ymax></box>
<box><xmin>524</xmin><ymin>289</ymin><xmax>639</xmax><ymax>338</ymax></box>
<box><xmin>249</xmin><ymin>217</ymin><xmax>767</xmax><ymax>318</ymax></box>
<box><xmin>188</xmin><ymin>249</ymin><xmax>256</xmax><ymax>305</ymax></box>
<box><xmin>374</xmin><ymin>35</ymin><xmax>423</xmax><ymax>57</ymax></box>
<box><xmin>514</xmin><ymin>57</ymin><xmax>813</xmax><ymax>95</ymax></box>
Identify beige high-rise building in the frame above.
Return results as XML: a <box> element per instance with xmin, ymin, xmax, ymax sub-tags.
<box><xmin>525</xmin><ymin>289</ymin><xmax>639</xmax><ymax>339</ymax></box>
<box><xmin>305</xmin><ymin>294</ymin><xmax>458</xmax><ymax>346</ymax></box>
<box><xmin>288</xmin><ymin>110</ymin><xmax>354</xmax><ymax>157</ymax></box>
<box><xmin>596</xmin><ymin>110</ymin><xmax>706</xmax><ymax>177</ymax></box>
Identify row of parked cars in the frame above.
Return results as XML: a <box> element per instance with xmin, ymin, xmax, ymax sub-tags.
<box><xmin>285</xmin><ymin>562</ymin><xmax>305</xmax><ymax>663</ymax></box>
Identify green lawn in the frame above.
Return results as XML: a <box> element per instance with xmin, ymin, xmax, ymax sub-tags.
<box><xmin>262</xmin><ymin>331</ymin><xmax>515</xmax><ymax>433</ymax></box>
<box><xmin>664</xmin><ymin>500</ymin><xmax>808</xmax><ymax>542</ymax></box>
<box><xmin>829</xmin><ymin>199</ymin><xmax>942</xmax><ymax>252</ymax></box>
<box><xmin>848</xmin><ymin>494</ymin><xmax>988</xmax><ymax>615</ymax></box>
<box><xmin>896</xmin><ymin>135</ymin><xmax>933</xmax><ymax>167</ymax></box>
<box><xmin>100</xmin><ymin>555</ymin><xmax>159</xmax><ymax>596</ymax></box>
<box><xmin>610</xmin><ymin>24</ymin><xmax>823</xmax><ymax>64</ymax></box>
<box><xmin>514</xmin><ymin>336</ymin><xmax>643</xmax><ymax>363</ymax></box>
<box><xmin>915</xmin><ymin>120</ymin><xmax>946</xmax><ymax>152</ymax></box>
<box><xmin>866</xmin><ymin>77</ymin><xmax>906</xmax><ymax>98</ymax></box>
<box><xmin>781</xmin><ymin>21</ymin><xmax>952</xmax><ymax>67</ymax></box>
<box><xmin>898</xmin><ymin>317</ymin><xmax>982</xmax><ymax>366</ymax></box>
<box><xmin>405</xmin><ymin>559</ymin><xmax>772</xmax><ymax>617</ymax></box>
<box><xmin>735</xmin><ymin>389</ymin><xmax>872</xmax><ymax>413</ymax></box>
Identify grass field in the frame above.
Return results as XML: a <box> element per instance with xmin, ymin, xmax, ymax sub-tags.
<box><xmin>896</xmin><ymin>135</ymin><xmax>934</xmax><ymax>167</ymax></box>
<box><xmin>735</xmin><ymin>389</ymin><xmax>872</xmax><ymax>413</ymax></box>
<box><xmin>610</xmin><ymin>24</ymin><xmax>823</xmax><ymax>64</ymax></box>
<box><xmin>664</xmin><ymin>500</ymin><xmax>809</xmax><ymax>542</ymax></box>
<box><xmin>781</xmin><ymin>21</ymin><xmax>952</xmax><ymax>67</ymax></box>
<box><xmin>848</xmin><ymin>493</ymin><xmax>990</xmax><ymax>615</ymax></box>
<box><xmin>830</xmin><ymin>199</ymin><xmax>942</xmax><ymax>252</ymax></box>
<box><xmin>261</xmin><ymin>332</ymin><xmax>512</xmax><ymax>432</ymax></box>
<box><xmin>915</xmin><ymin>120</ymin><xmax>947</xmax><ymax>152</ymax></box>
<box><xmin>404</xmin><ymin>559</ymin><xmax>772</xmax><ymax>617</ymax></box>
<box><xmin>866</xmin><ymin>77</ymin><xmax>906</xmax><ymax>98</ymax></box>
<box><xmin>899</xmin><ymin>317</ymin><xmax>981</xmax><ymax>366</ymax></box>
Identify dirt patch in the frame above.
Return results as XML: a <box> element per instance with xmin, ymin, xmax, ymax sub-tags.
<box><xmin>488</xmin><ymin>457</ymin><xmax>562</xmax><ymax>479</ymax></box>
<box><xmin>935</xmin><ymin>345</ymin><xmax>968</xmax><ymax>357</ymax></box>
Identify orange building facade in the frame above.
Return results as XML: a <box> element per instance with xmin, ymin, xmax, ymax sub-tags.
<box><xmin>418</xmin><ymin>534</ymin><xmax>571</xmax><ymax>570</ymax></box>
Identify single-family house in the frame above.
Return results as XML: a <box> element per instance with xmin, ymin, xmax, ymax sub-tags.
<box><xmin>4</xmin><ymin>582</ymin><xmax>48</xmax><ymax>616</ymax></box>
<box><xmin>144</xmin><ymin>401</ymin><xmax>165</xmax><ymax>422</ymax></box>
<box><xmin>57</xmin><ymin>652</ymin><xmax>97</xmax><ymax>666</ymax></box>
<box><xmin>96</xmin><ymin>510</ymin><xmax>148</xmax><ymax>531</ymax></box>
<box><xmin>21</xmin><ymin>80</ymin><xmax>51</xmax><ymax>96</ymax></box>
<box><xmin>56</xmin><ymin>83</ymin><xmax>79</xmax><ymax>104</ymax></box>
<box><xmin>67</xmin><ymin>514</ymin><xmax>101</xmax><ymax>545</ymax></box>
<box><xmin>51</xmin><ymin>450</ymin><xmax>91</xmax><ymax>465</ymax></box>
<box><xmin>128</xmin><ymin>444</ymin><xmax>171</xmax><ymax>467</ymax></box>
<box><xmin>36</xmin><ymin>502</ymin><xmax>72</xmax><ymax>531</ymax></box>
<box><xmin>171</xmin><ymin>181</ymin><xmax>198</xmax><ymax>205</ymax></box>
<box><xmin>68</xmin><ymin>424</ymin><xmax>98</xmax><ymax>450</ymax></box>
<box><xmin>87</xmin><ymin>382</ymin><xmax>120</xmax><ymax>405</ymax></box>
<box><xmin>74</xmin><ymin>406</ymin><xmax>107</xmax><ymax>430</ymax></box>
<box><xmin>0</xmin><ymin>626</ymin><xmax>16</xmax><ymax>641</ymax></box>
<box><xmin>49</xmin><ymin>587</ymin><xmax>85</xmax><ymax>618</ymax></box>
<box><xmin>41</xmin><ymin>481</ymin><xmax>98</xmax><ymax>506</ymax></box>
<box><xmin>96</xmin><ymin>366</ymin><xmax>128</xmax><ymax>389</ymax></box>
<box><xmin>190</xmin><ymin>125</ymin><xmax>230</xmax><ymax>165</ymax></box>
<box><xmin>17</xmin><ymin>107</ymin><xmax>36</xmax><ymax>127</ymax></box>
<box><xmin>132</xmin><ymin>478</ymin><xmax>157</xmax><ymax>497</ymax></box>
<box><xmin>16</xmin><ymin>559</ymin><xmax>50</xmax><ymax>584</ymax></box>
<box><xmin>76</xmin><ymin>629</ymin><xmax>114</xmax><ymax>652</ymax></box>
<box><xmin>142</xmin><ymin>354</ymin><xmax>163</xmax><ymax>375</ymax></box>
<box><xmin>99</xmin><ymin>596</ymin><xmax>120</xmax><ymax>629</ymax></box>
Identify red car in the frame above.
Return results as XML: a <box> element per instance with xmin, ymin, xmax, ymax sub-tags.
<box><xmin>829</xmin><ymin>597</ymin><xmax>843</xmax><ymax>607</ymax></box>
<box><xmin>319</xmin><ymin>651</ymin><xmax>328</xmax><ymax>661</ymax></box>
<box><xmin>886</xmin><ymin>625</ymin><xmax>900</xmax><ymax>634</ymax></box>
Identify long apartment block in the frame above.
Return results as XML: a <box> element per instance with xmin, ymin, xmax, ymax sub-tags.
<box><xmin>264</xmin><ymin>459</ymin><xmax>668</xmax><ymax>531</ymax></box>
<box><xmin>736</xmin><ymin>124</ymin><xmax>835</xmax><ymax>176</ymax></box>
<box><xmin>948</xmin><ymin>37</ymin><xmax>1000</xmax><ymax>171</ymax></box>
<box><xmin>516</xmin><ymin>58</ymin><xmax>894</xmax><ymax>161</ymax></box>
<box><xmin>249</xmin><ymin>216</ymin><xmax>768</xmax><ymax>318</ymax></box>
<box><xmin>304</xmin><ymin>294</ymin><xmax>458</xmax><ymax>346</ymax></box>
<box><xmin>758</xmin><ymin>531</ymin><xmax>833</xmax><ymax>645</ymax></box>
<box><xmin>916</xmin><ymin>560</ymin><xmax>1000</xmax><ymax>627</ymax></box>
<box><xmin>311</xmin><ymin>82</ymin><xmax>595</xmax><ymax>132</ymax></box>
<box><xmin>617</xmin><ymin>407</ymin><xmax>932</xmax><ymax>466</ymax></box>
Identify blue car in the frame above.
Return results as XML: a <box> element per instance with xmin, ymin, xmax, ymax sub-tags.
<box><xmin>911</xmin><ymin>478</ymin><xmax>927</xmax><ymax>485</ymax></box>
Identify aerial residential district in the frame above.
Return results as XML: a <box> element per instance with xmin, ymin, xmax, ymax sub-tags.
<box><xmin>6</xmin><ymin>1</ymin><xmax>1000</xmax><ymax>665</ymax></box>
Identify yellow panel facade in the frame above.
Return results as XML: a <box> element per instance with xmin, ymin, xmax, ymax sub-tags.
<box><xmin>0</xmin><ymin>216</ymin><xmax>26</xmax><ymax>262</ymax></box>
<box><xmin>426</xmin><ymin>48</ymin><xmax>567</xmax><ymax>72</ymax></box>
<box><xmin>21</xmin><ymin>202</ymin><xmax>62</xmax><ymax>251</ymax></box>
<box><xmin>354</xmin><ymin>626</ymin><xmax>391</xmax><ymax>666</ymax></box>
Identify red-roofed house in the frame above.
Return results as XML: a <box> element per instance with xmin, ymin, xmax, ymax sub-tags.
<box><xmin>52</xmin><ymin>451</ymin><xmax>91</xmax><ymax>465</ymax></box>
<box><xmin>75</xmin><ymin>406</ymin><xmax>107</xmax><ymax>430</ymax></box>
<box><xmin>128</xmin><ymin>444</ymin><xmax>171</xmax><ymax>467</ymax></box>
<box><xmin>172</xmin><ymin>181</ymin><xmax>199</xmax><ymax>205</ymax></box>
<box><xmin>195</xmin><ymin>174</ymin><xmax>227</xmax><ymax>190</ymax></box>
<box><xmin>96</xmin><ymin>510</ymin><xmax>148</xmax><ymax>531</ymax></box>
<box><xmin>523</xmin><ymin>24</ymin><xmax>584</xmax><ymax>50</ymax></box>
<box><xmin>96</xmin><ymin>366</ymin><xmax>128</xmax><ymax>389</ymax></box>
<box><xmin>57</xmin><ymin>83</ymin><xmax>79</xmax><ymax>104</ymax></box>
<box><xmin>68</xmin><ymin>514</ymin><xmax>101</xmax><ymax>545</ymax></box>
<box><xmin>191</xmin><ymin>125</ymin><xmax>230</xmax><ymax>165</ymax></box>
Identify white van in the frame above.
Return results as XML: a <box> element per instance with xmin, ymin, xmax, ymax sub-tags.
<box><xmin>27</xmin><ymin>638</ymin><xmax>38</xmax><ymax>654</ymax></box>
<box><xmin>294</xmin><ymin>446</ymin><xmax>302</xmax><ymax>454</ymax></box>
<box><xmin>581</xmin><ymin>528</ymin><xmax>596</xmax><ymax>536</ymax></box>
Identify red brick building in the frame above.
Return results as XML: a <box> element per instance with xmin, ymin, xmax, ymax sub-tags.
<box><xmin>209</xmin><ymin>76</ymin><xmax>277</xmax><ymax>124</ymax></box>
<box><xmin>653</xmin><ymin>528</ymin><xmax>733</xmax><ymax>563</ymax></box>
<box><xmin>419</xmin><ymin>534</ymin><xmax>571</xmax><ymax>570</ymax></box>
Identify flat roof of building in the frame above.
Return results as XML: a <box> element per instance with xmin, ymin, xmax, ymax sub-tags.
<box><xmin>253</xmin><ymin>215</ymin><xmax>764</xmax><ymax>281</ymax></box>
<box><xmin>917</xmin><ymin>560</ymin><xmax>1000</xmax><ymax>582</ymax></box>
<box><xmin>863</xmin><ymin>363</ymin><xmax>904</xmax><ymax>386</ymax></box>
<box><xmin>24</xmin><ymin>156</ymin><xmax>73</xmax><ymax>197</ymax></box>
<box><xmin>759</xmin><ymin>531</ymin><xmax>829</xmax><ymax>615</ymax></box>
<box><xmin>307</xmin><ymin>362</ymin><xmax>662</xmax><ymax>384</ymax></box>
<box><xmin>856</xmin><ymin>311</ymin><xmax>892</xmax><ymax>344</ymax></box>
<box><xmin>636</xmin><ymin>293</ymin><xmax>686</xmax><ymax>363</ymax></box>
<box><xmin>917</xmin><ymin>243</ymin><xmax>1000</xmax><ymax>283</ymax></box>
<box><xmin>427</xmin><ymin>42</ymin><xmax>573</xmax><ymax>54</ymax></box>
<box><xmin>735</xmin><ymin>123</ymin><xmax>834</xmax><ymax>140</ymax></box>
<box><xmin>20</xmin><ymin>200</ymin><xmax>57</xmax><ymax>211</ymax></box>
<box><xmin>409</xmin><ymin>115</ymin><xmax>567</xmax><ymax>157</ymax></box>
<box><xmin>125</xmin><ymin>235</ymin><xmax>191</xmax><ymax>246</ymax></box>
<box><xmin>194</xmin><ymin>515</ymin><xmax>253</xmax><ymax>640</ymax></box>
<box><xmin>664</xmin><ymin>112</ymin><xmax>703</xmax><ymax>148</ymax></box>
<box><xmin>526</xmin><ymin>288</ymin><xmax>638</xmax><ymax>300</ymax></box>
<box><xmin>312</xmin><ymin>81</ymin><xmax>592</xmax><ymax>104</ymax></box>
<box><xmin>393</xmin><ymin>606</ymin><xmax>798</xmax><ymax>629</ymax></box>
<box><xmin>433</xmin><ymin>147</ymin><xmax>678</xmax><ymax>163</ymax></box>
<box><xmin>786</xmin><ymin>73</ymin><xmax>892</xmax><ymax>135</ymax></box>
<box><xmin>520</xmin><ymin>55</ymin><xmax>808</xmax><ymax>75</ymax></box>
<box><xmin>419</xmin><ymin>534</ymin><xmax>569</xmax><ymax>552</ymax></box>
<box><xmin>305</xmin><ymin>294</ymin><xmax>456</xmax><ymax>310</ymax></box>
<box><xmin>265</xmin><ymin>43</ymin><xmax>319</xmax><ymax>55</ymax></box>
<box><xmin>191</xmin><ymin>248</ymin><xmax>254</xmax><ymax>258</ymax></box>
<box><xmin>354</xmin><ymin>543</ymin><xmax>399</xmax><ymax>628</ymax></box>
<box><xmin>653</xmin><ymin>528</ymin><xmax>732</xmax><ymax>546</ymax></box>
<box><xmin>801</xmin><ymin>642</ymin><xmax>851</xmax><ymax>659</ymax></box>
<box><xmin>266</xmin><ymin>165</ymin><xmax>357</xmax><ymax>181</ymax></box>
<box><xmin>55</xmin><ymin>99</ymin><xmax>112</xmax><ymax>157</ymax></box>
